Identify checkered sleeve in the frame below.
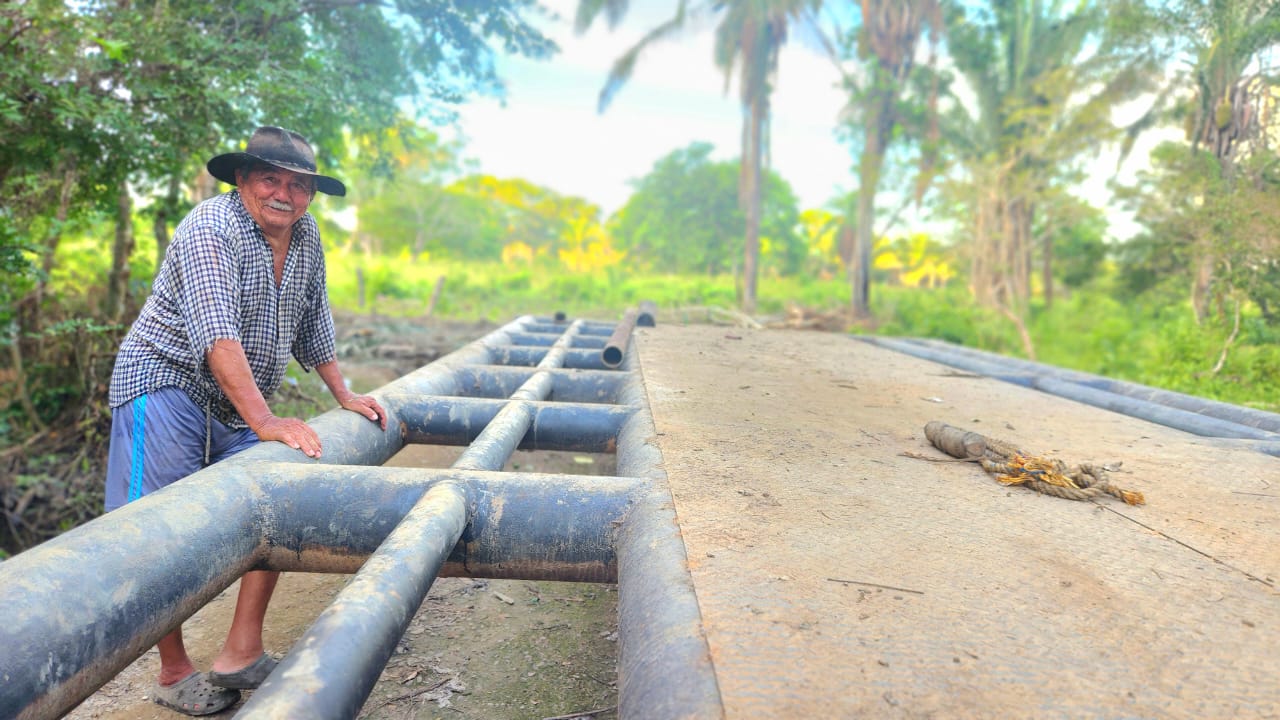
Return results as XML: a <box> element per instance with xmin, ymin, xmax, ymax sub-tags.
<box><xmin>292</xmin><ymin>244</ymin><xmax>337</xmax><ymax>370</ymax></box>
<box><xmin>174</xmin><ymin>210</ymin><xmax>242</xmax><ymax>359</ymax></box>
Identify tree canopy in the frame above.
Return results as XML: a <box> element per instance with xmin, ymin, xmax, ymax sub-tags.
<box><xmin>609</xmin><ymin>142</ymin><xmax>802</xmax><ymax>276</ymax></box>
<box><xmin>575</xmin><ymin>0</ymin><xmax>821</xmax><ymax>312</ymax></box>
<box><xmin>0</xmin><ymin>0</ymin><xmax>555</xmax><ymax>256</ymax></box>
<box><xmin>0</xmin><ymin>0</ymin><xmax>556</xmax><ymax>443</ymax></box>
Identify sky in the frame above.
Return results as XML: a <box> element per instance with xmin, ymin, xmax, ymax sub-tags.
<box><xmin>446</xmin><ymin>1</ymin><xmax>1169</xmax><ymax>240</ymax></box>
<box><xmin>448</xmin><ymin>1</ymin><xmax>854</xmax><ymax>217</ymax></box>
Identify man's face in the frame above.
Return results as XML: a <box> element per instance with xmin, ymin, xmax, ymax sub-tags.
<box><xmin>236</xmin><ymin>164</ymin><xmax>315</xmax><ymax>239</ymax></box>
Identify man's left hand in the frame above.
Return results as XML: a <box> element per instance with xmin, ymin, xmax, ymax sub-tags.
<box><xmin>341</xmin><ymin>394</ymin><xmax>388</xmax><ymax>431</ymax></box>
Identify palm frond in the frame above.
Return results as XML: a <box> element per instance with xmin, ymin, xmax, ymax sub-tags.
<box><xmin>597</xmin><ymin>5</ymin><xmax>692</xmax><ymax>112</ymax></box>
<box><xmin>574</xmin><ymin>0</ymin><xmax>632</xmax><ymax>33</ymax></box>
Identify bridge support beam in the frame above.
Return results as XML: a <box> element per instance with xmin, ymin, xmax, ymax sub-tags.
<box><xmin>0</xmin><ymin>311</ymin><xmax>723</xmax><ymax>720</ymax></box>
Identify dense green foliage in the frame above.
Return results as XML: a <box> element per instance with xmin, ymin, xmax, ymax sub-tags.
<box><xmin>1</xmin><ymin>0</ymin><xmax>554</xmax><ymax>225</ymax></box>
<box><xmin>1117</xmin><ymin>142</ymin><xmax>1280</xmax><ymax>317</ymax></box>
<box><xmin>609</xmin><ymin>143</ymin><xmax>803</xmax><ymax>276</ymax></box>
<box><xmin>0</xmin><ymin>0</ymin><xmax>555</xmax><ymax>424</ymax></box>
<box><xmin>310</xmin><ymin>250</ymin><xmax>1280</xmax><ymax>412</ymax></box>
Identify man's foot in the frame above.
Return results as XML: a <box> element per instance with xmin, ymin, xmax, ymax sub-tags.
<box><xmin>152</xmin><ymin>672</ymin><xmax>240</xmax><ymax>716</ymax></box>
<box><xmin>208</xmin><ymin>653</ymin><xmax>278</xmax><ymax>690</ymax></box>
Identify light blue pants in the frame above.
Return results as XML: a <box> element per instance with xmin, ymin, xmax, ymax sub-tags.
<box><xmin>104</xmin><ymin>387</ymin><xmax>258</xmax><ymax>511</ymax></box>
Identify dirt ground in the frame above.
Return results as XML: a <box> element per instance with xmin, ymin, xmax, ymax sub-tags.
<box><xmin>64</xmin><ymin>312</ymin><xmax>621</xmax><ymax>720</ymax></box>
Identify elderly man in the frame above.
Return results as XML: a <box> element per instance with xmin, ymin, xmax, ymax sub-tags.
<box><xmin>105</xmin><ymin>126</ymin><xmax>386</xmax><ymax>715</ymax></box>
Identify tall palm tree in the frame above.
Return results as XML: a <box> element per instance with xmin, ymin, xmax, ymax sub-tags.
<box><xmin>1168</xmin><ymin>0</ymin><xmax>1280</xmax><ymax>320</ymax></box>
<box><xmin>844</xmin><ymin>0</ymin><xmax>944</xmax><ymax>318</ymax></box>
<box><xmin>1181</xmin><ymin>0</ymin><xmax>1280</xmax><ymax>167</ymax></box>
<box><xmin>942</xmin><ymin>0</ymin><xmax>1154</xmax><ymax>350</ymax></box>
<box><xmin>577</xmin><ymin>0</ymin><xmax>819</xmax><ymax>313</ymax></box>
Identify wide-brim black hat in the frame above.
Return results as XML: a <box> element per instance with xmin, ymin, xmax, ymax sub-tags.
<box><xmin>207</xmin><ymin>126</ymin><xmax>346</xmax><ymax>197</ymax></box>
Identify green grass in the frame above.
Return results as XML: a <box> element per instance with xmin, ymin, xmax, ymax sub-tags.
<box><xmin>319</xmin><ymin>252</ymin><xmax>1278</xmax><ymax>410</ymax></box>
<box><xmin>865</xmin><ymin>285</ymin><xmax>1280</xmax><ymax>412</ymax></box>
<box><xmin>34</xmin><ymin>231</ymin><xmax>1280</xmax><ymax>414</ymax></box>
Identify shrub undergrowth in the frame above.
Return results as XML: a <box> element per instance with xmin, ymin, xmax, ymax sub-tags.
<box><xmin>322</xmin><ymin>252</ymin><xmax>1278</xmax><ymax>411</ymax></box>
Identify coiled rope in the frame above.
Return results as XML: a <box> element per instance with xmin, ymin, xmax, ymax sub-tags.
<box><xmin>919</xmin><ymin>421</ymin><xmax>1146</xmax><ymax>506</ymax></box>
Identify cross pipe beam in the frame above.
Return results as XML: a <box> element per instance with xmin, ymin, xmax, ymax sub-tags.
<box><xmin>0</xmin><ymin>310</ymin><xmax>724</xmax><ymax>720</ymax></box>
<box><xmin>239</xmin><ymin>320</ymin><xmax>594</xmax><ymax>716</ymax></box>
<box><xmin>243</xmin><ymin>480</ymin><xmax>470</xmax><ymax>719</ymax></box>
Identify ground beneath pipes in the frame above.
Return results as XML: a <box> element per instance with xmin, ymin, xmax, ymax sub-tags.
<box><xmin>65</xmin><ymin>572</ymin><xmax>619</xmax><ymax>720</ymax></box>
<box><xmin>64</xmin><ymin>312</ymin><xmax>622</xmax><ymax>720</ymax></box>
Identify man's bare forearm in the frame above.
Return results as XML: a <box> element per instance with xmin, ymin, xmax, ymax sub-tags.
<box><xmin>207</xmin><ymin>339</ymin><xmax>273</xmax><ymax>431</ymax></box>
<box><xmin>315</xmin><ymin>359</ymin><xmax>387</xmax><ymax>429</ymax></box>
<box><xmin>207</xmin><ymin>339</ymin><xmax>324</xmax><ymax>455</ymax></box>
<box><xmin>314</xmin><ymin>360</ymin><xmax>354</xmax><ymax>404</ymax></box>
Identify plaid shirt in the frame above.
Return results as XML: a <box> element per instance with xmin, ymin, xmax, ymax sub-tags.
<box><xmin>109</xmin><ymin>190</ymin><xmax>337</xmax><ymax>428</ymax></box>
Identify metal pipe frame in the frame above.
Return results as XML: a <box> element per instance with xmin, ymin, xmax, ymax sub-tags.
<box><xmin>603</xmin><ymin>308</ymin><xmax>641</xmax><ymax>368</ymax></box>
<box><xmin>863</xmin><ymin>336</ymin><xmax>1280</xmax><ymax>447</ymax></box>
<box><xmin>447</xmin><ymin>366</ymin><xmax>627</xmax><ymax>403</ymax></box>
<box><xmin>0</xmin><ymin>312</ymin><xmax>723</xmax><ymax>720</ymax></box>
<box><xmin>905</xmin><ymin>337</ymin><xmax>1280</xmax><ymax>432</ymax></box>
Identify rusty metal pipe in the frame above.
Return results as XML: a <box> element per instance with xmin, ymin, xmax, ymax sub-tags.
<box><xmin>637</xmin><ymin>300</ymin><xmax>657</xmax><ymax>327</ymax></box>
<box><xmin>602</xmin><ymin>308</ymin><xmax>640</xmax><ymax>369</ymax></box>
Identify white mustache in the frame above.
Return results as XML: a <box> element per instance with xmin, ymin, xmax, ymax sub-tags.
<box><xmin>267</xmin><ymin>200</ymin><xmax>293</xmax><ymax>212</ymax></box>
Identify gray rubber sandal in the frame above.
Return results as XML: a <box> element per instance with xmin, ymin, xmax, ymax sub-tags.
<box><xmin>208</xmin><ymin>653</ymin><xmax>278</xmax><ymax>690</ymax></box>
<box><xmin>152</xmin><ymin>672</ymin><xmax>240</xmax><ymax>716</ymax></box>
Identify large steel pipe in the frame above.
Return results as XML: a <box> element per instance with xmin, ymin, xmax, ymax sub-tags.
<box><xmin>863</xmin><ymin>336</ymin><xmax>1280</xmax><ymax>442</ymax></box>
<box><xmin>603</xmin><ymin>308</ymin><xmax>641</xmax><ymax>369</ymax></box>
<box><xmin>243</xmin><ymin>320</ymin><xmax>601</xmax><ymax>717</ymax></box>
<box><xmin>0</xmin><ymin>464</ymin><xmax>640</xmax><ymax>719</ymax></box>
<box><xmin>238</xmin><ymin>481</ymin><xmax>469</xmax><ymax>719</ymax></box>
<box><xmin>453</xmin><ymin>321</ymin><xmax>583</xmax><ymax>470</ymax></box>
<box><xmin>505</xmin><ymin>331</ymin><xmax>608</xmax><ymax>348</ymax></box>
<box><xmin>0</xmin><ymin>463</ymin><xmax>269</xmax><ymax>720</ymax></box>
<box><xmin>253</xmin><ymin>466</ymin><xmax>641</xmax><ymax>579</ymax></box>
<box><xmin>1</xmin><ymin>309</ymin><xmax>720</xmax><ymax>720</ymax></box>
<box><xmin>637</xmin><ymin>300</ymin><xmax>657</xmax><ymax>327</ymax></box>
<box><xmin>388</xmin><ymin>395</ymin><xmax>632</xmax><ymax>453</ymax></box>
<box><xmin>449</xmin><ymin>366</ymin><xmax>627</xmax><ymax>403</ymax></box>
<box><xmin>612</xmin><ymin>360</ymin><xmax>725</xmax><ymax>718</ymax></box>
<box><xmin>522</xmin><ymin>321</ymin><xmax>614</xmax><ymax>336</ymax></box>
<box><xmin>906</xmin><ymin>337</ymin><xmax>1280</xmax><ymax>433</ymax></box>
<box><xmin>485</xmin><ymin>346</ymin><xmax>609</xmax><ymax>369</ymax></box>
